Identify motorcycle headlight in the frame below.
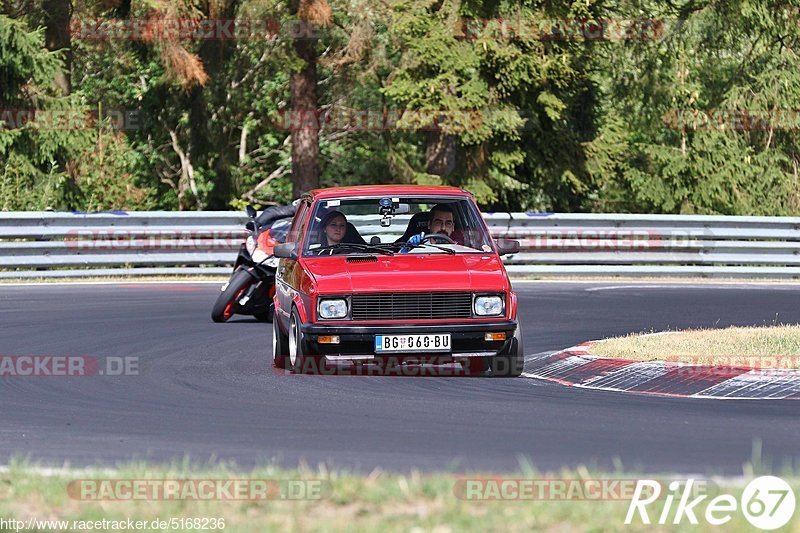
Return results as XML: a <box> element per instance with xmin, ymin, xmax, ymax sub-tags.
<box><xmin>474</xmin><ymin>295</ymin><xmax>504</xmax><ymax>317</ymax></box>
<box><xmin>318</xmin><ymin>298</ymin><xmax>348</xmax><ymax>319</ymax></box>
<box><xmin>245</xmin><ymin>236</ymin><xmax>256</xmax><ymax>254</ymax></box>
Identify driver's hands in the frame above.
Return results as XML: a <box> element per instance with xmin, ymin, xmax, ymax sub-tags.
<box><xmin>407</xmin><ymin>232</ymin><xmax>425</xmax><ymax>246</ymax></box>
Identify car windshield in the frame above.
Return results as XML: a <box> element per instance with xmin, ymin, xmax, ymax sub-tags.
<box><xmin>302</xmin><ymin>196</ymin><xmax>495</xmax><ymax>256</ymax></box>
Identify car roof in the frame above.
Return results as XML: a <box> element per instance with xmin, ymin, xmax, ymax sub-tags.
<box><xmin>305</xmin><ymin>185</ymin><xmax>472</xmax><ymax>200</ymax></box>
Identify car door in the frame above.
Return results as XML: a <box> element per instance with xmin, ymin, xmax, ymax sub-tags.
<box><xmin>275</xmin><ymin>199</ymin><xmax>311</xmax><ymax>328</ymax></box>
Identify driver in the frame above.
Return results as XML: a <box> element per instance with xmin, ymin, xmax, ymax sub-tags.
<box><xmin>405</xmin><ymin>204</ymin><xmax>459</xmax><ymax>248</ymax></box>
<box><xmin>428</xmin><ymin>204</ymin><xmax>455</xmax><ymax>237</ymax></box>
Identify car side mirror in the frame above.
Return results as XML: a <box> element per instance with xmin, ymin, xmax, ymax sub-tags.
<box><xmin>273</xmin><ymin>242</ymin><xmax>298</xmax><ymax>259</ymax></box>
<box><xmin>245</xmin><ymin>205</ymin><xmax>257</xmax><ymax>218</ymax></box>
<box><xmin>495</xmin><ymin>238</ymin><xmax>520</xmax><ymax>256</ymax></box>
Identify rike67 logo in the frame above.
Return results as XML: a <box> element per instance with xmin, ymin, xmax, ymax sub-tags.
<box><xmin>626</xmin><ymin>476</ymin><xmax>796</xmax><ymax>530</ymax></box>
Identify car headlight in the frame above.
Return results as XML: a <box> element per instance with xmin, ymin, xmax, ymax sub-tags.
<box><xmin>318</xmin><ymin>298</ymin><xmax>348</xmax><ymax>319</ymax></box>
<box><xmin>474</xmin><ymin>295</ymin><xmax>504</xmax><ymax>316</ymax></box>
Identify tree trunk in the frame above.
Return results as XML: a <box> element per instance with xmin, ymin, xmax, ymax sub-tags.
<box><xmin>42</xmin><ymin>0</ymin><xmax>72</xmax><ymax>95</ymax></box>
<box><xmin>425</xmin><ymin>130</ymin><xmax>456</xmax><ymax>176</ymax></box>
<box><xmin>290</xmin><ymin>34</ymin><xmax>320</xmax><ymax>198</ymax></box>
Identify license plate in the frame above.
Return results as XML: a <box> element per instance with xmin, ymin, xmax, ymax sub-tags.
<box><xmin>375</xmin><ymin>334</ymin><xmax>451</xmax><ymax>353</ymax></box>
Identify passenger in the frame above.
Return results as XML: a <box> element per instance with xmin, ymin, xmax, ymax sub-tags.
<box><xmin>317</xmin><ymin>211</ymin><xmax>347</xmax><ymax>247</ymax></box>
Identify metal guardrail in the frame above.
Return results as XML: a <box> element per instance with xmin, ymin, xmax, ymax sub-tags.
<box><xmin>1</xmin><ymin>212</ymin><xmax>799</xmax><ymax>279</ymax></box>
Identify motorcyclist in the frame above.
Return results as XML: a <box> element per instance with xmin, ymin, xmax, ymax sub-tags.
<box><xmin>255</xmin><ymin>204</ymin><xmax>296</xmax><ymax>229</ymax></box>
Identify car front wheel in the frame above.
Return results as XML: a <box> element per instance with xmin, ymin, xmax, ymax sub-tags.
<box><xmin>289</xmin><ymin>309</ymin><xmax>324</xmax><ymax>374</ymax></box>
<box><xmin>483</xmin><ymin>328</ymin><xmax>524</xmax><ymax>377</ymax></box>
<box><xmin>272</xmin><ymin>315</ymin><xmax>289</xmax><ymax>370</ymax></box>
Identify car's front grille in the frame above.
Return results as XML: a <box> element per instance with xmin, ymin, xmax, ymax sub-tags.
<box><xmin>350</xmin><ymin>292</ymin><xmax>473</xmax><ymax>320</ymax></box>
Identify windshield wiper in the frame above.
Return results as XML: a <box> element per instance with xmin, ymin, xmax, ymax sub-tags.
<box><xmin>314</xmin><ymin>243</ymin><xmax>394</xmax><ymax>256</ymax></box>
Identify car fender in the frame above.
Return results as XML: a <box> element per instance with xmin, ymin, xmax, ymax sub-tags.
<box><xmin>292</xmin><ymin>293</ymin><xmax>310</xmax><ymax>323</ymax></box>
<box><xmin>508</xmin><ymin>291</ymin><xmax>518</xmax><ymax>320</ymax></box>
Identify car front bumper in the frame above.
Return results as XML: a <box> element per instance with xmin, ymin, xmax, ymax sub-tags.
<box><xmin>300</xmin><ymin>320</ymin><xmax>518</xmax><ymax>360</ymax></box>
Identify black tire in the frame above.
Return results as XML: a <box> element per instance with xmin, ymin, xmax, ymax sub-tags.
<box><xmin>272</xmin><ymin>314</ymin><xmax>290</xmax><ymax>369</ymax></box>
<box><xmin>211</xmin><ymin>269</ymin><xmax>253</xmax><ymax>323</ymax></box>
<box><xmin>483</xmin><ymin>328</ymin><xmax>524</xmax><ymax>377</ymax></box>
<box><xmin>253</xmin><ymin>282</ymin><xmax>276</xmax><ymax>322</ymax></box>
<box><xmin>289</xmin><ymin>308</ymin><xmax>324</xmax><ymax>374</ymax></box>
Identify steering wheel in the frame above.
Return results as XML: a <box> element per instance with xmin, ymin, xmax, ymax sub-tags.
<box><xmin>423</xmin><ymin>233</ymin><xmax>456</xmax><ymax>244</ymax></box>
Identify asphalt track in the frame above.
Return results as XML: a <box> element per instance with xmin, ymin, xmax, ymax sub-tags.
<box><xmin>1</xmin><ymin>281</ymin><xmax>799</xmax><ymax>475</ymax></box>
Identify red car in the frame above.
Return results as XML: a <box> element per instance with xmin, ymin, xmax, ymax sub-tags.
<box><xmin>271</xmin><ymin>185</ymin><xmax>523</xmax><ymax>376</ymax></box>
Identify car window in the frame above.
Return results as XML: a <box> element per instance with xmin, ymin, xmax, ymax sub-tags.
<box><xmin>286</xmin><ymin>200</ymin><xmax>310</xmax><ymax>244</ymax></box>
<box><xmin>302</xmin><ymin>196</ymin><xmax>494</xmax><ymax>256</ymax></box>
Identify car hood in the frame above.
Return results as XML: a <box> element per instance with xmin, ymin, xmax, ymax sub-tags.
<box><xmin>301</xmin><ymin>254</ymin><xmax>510</xmax><ymax>294</ymax></box>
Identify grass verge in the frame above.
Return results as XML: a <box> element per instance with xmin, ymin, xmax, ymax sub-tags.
<box><xmin>1</xmin><ymin>460</ymin><xmax>798</xmax><ymax>532</ymax></box>
<box><xmin>588</xmin><ymin>325</ymin><xmax>800</xmax><ymax>368</ymax></box>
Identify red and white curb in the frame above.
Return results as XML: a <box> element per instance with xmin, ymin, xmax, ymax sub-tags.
<box><xmin>522</xmin><ymin>343</ymin><xmax>800</xmax><ymax>400</ymax></box>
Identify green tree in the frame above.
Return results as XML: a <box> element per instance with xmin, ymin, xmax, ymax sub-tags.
<box><xmin>0</xmin><ymin>14</ymin><xmax>83</xmax><ymax>209</ymax></box>
<box><xmin>588</xmin><ymin>0</ymin><xmax>800</xmax><ymax>214</ymax></box>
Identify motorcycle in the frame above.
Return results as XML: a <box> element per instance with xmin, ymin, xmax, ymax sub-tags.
<box><xmin>211</xmin><ymin>203</ymin><xmax>295</xmax><ymax>323</ymax></box>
